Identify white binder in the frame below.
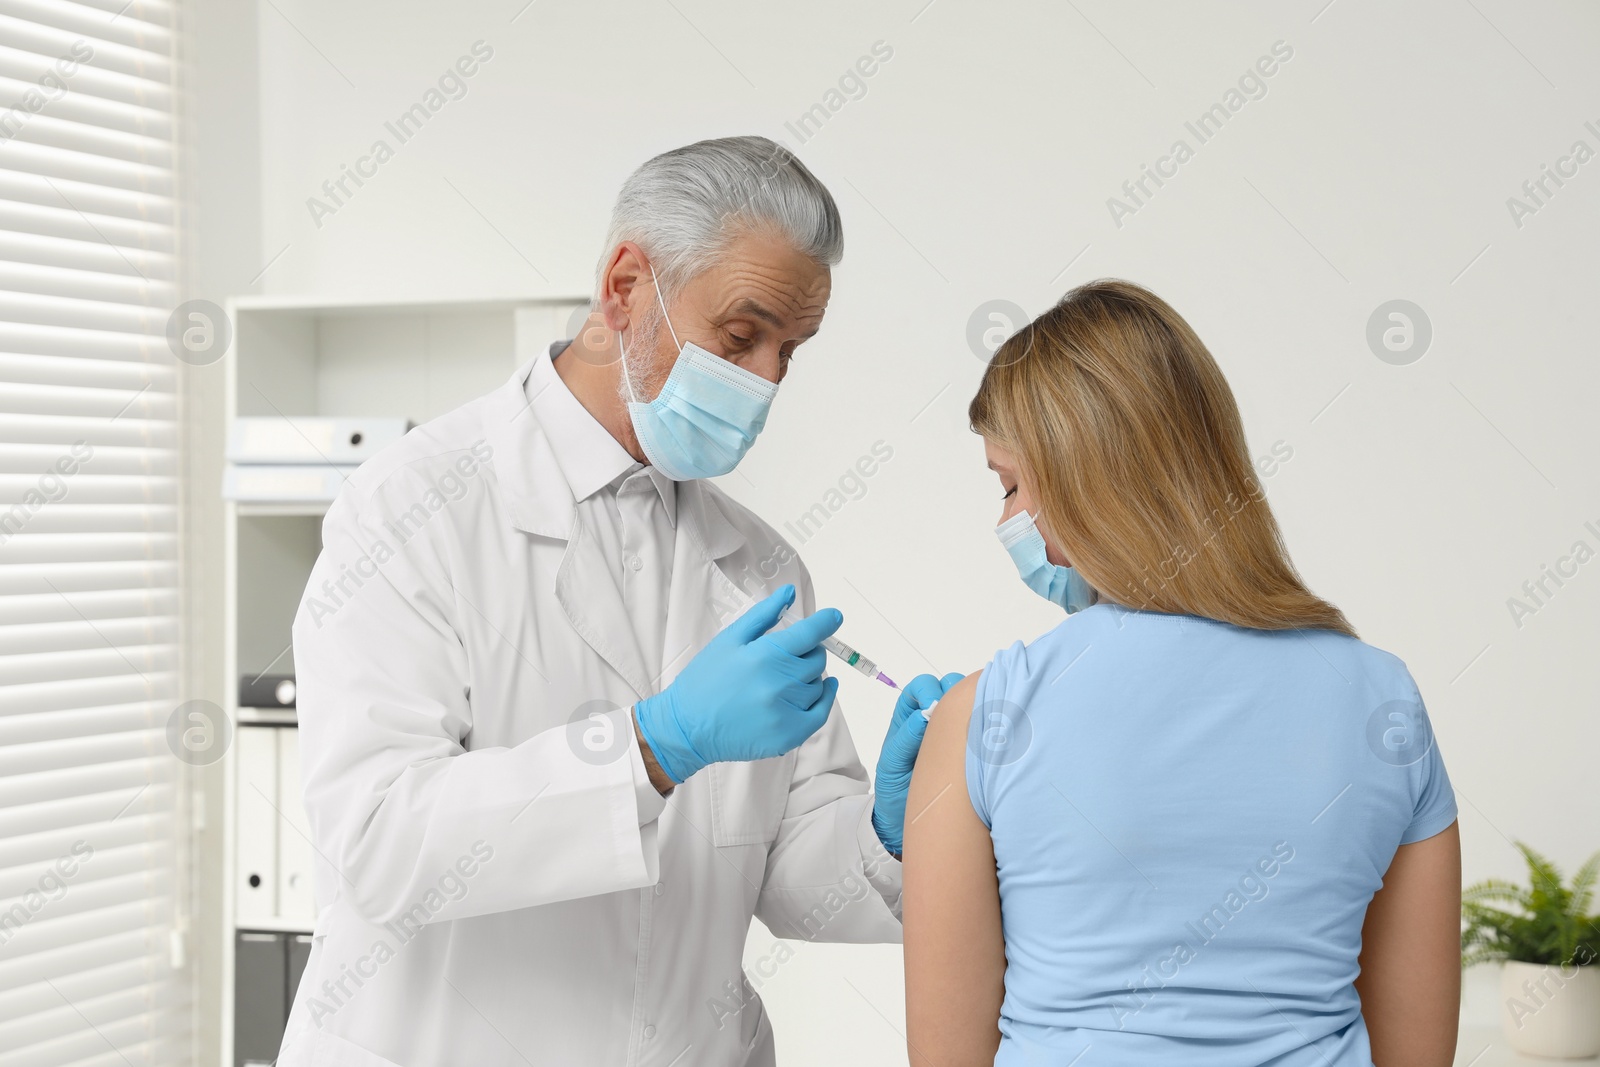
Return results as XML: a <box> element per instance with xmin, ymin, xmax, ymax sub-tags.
<box><xmin>276</xmin><ymin>728</ymin><xmax>318</xmax><ymax>925</ymax></box>
<box><xmin>235</xmin><ymin>726</ymin><xmax>279</xmax><ymax>926</ymax></box>
<box><xmin>228</xmin><ymin>416</ymin><xmax>409</xmax><ymax>464</ymax></box>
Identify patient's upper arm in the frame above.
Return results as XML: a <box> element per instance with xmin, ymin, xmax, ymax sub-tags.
<box><xmin>903</xmin><ymin>671</ymin><xmax>1006</xmax><ymax>1067</ymax></box>
<box><xmin>1355</xmin><ymin>821</ymin><xmax>1461</xmax><ymax>1067</ymax></box>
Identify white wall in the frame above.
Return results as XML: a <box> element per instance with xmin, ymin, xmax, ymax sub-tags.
<box><xmin>226</xmin><ymin>0</ymin><xmax>1599</xmax><ymax>1060</ymax></box>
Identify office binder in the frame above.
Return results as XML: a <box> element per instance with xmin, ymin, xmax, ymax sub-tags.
<box><xmin>287</xmin><ymin>933</ymin><xmax>314</xmax><ymax>1007</ymax></box>
<box><xmin>234</xmin><ymin>931</ymin><xmax>288</xmax><ymax>1067</ymax></box>
<box><xmin>240</xmin><ymin>673</ymin><xmax>296</xmax><ymax>708</ymax></box>
<box><xmin>228</xmin><ymin>416</ymin><xmax>409</xmax><ymax>465</ymax></box>
<box><xmin>235</xmin><ymin>727</ymin><xmax>279</xmax><ymax>926</ymax></box>
<box><xmin>276</xmin><ymin>728</ymin><xmax>318</xmax><ymax>926</ymax></box>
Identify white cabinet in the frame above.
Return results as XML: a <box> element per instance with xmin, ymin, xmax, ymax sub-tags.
<box><xmin>219</xmin><ymin>295</ymin><xmax>586</xmax><ymax>1065</ymax></box>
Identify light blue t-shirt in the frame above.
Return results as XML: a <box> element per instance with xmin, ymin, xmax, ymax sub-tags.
<box><xmin>966</xmin><ymin>604</ymin><xmax>1456</xmax><ymax>1067</ymax></box>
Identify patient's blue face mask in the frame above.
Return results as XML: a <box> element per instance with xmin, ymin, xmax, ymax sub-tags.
<box><xmin>995</xmin><ymin>510</ymin><xmax>1096</xmax><ymax>613</ymax></box>
<box><xmin>618</xmin><ymin>278</ymin><xmax>778</xmax><ymax>481</ymax></box>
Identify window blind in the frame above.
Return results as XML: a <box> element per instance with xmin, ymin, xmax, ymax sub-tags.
<box><xmin>0</xmin><ymin>1</ymin><xmax>188</xmax><ymax>1065</ymax></box>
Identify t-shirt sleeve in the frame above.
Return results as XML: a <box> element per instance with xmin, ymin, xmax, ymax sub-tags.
<box><xmin>1400</xmin><ymin>692</ymin><xmax>1458</xmax><ymax>845</ymax></box>
<box><xmin>965</xmin><ymin>665</ymin><xmax>998</xmax><ymax>831</ymax></box>
<box><xmin>965</xmin><ymin>639</ymin><xmax>1035</xmax><ymax>831</ymax></box>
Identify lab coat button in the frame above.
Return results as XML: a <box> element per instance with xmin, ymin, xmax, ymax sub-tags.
<box><xmin>643</xmin><ymin>1024</ymin><xmax>656</xmax><ymax>1039</ymax></box>
<box><xmin>655</xmin><ymin>881</ymin><xmax>665</xmax><ymax>895</ymax></box>
<box><xmin>627</xmin><ymin>555</ymin><xmax>643</xmax><ymax>571</ymax></box>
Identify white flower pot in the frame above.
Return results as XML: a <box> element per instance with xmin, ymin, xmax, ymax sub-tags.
<box><xmin>1500</xmin><ymin>960</ymin><xmax>1600</xmax><ymax>1058</ymax></box>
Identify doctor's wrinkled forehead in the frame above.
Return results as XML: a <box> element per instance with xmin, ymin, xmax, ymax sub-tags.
<box><xmin>595</xmin><ymin>135</ymin><xmax>842</xmax><ymax>307</ymax></box>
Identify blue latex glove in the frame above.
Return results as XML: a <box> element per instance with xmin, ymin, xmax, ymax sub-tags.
<box><xmin>635</xmin><ymin>584</ymin><xmax>842</xmax><ymax>783</ymax></box>
<box><xmin>872</xmin><ymin>671</ymin><xmax>965</xmax><ymax>857</ymax></box>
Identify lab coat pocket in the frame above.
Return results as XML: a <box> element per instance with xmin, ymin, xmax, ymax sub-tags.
<box><xmin>710</xmin><ymin>754</ymin><xmax>793</xmax><ymax>846</ymax></box>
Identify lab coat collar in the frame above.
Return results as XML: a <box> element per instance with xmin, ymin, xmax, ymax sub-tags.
<box><xmin>527</xmin><ymin>341</ymin><xmax>677</xmax><ymax>526</ymax></box>
<box><xmin>485</xmin><ymin>357</ymin><xmax>573</xmax><ymax>540</ymax></box>
<box><xmin>486</xmin><ymin>348</ymin><xmax>743</xmax><ymax>559</ymax></box>
<box><xmin>526</xmin><ymin>341</ymin><xmax>637</xmax><ymax>502</ymax></box>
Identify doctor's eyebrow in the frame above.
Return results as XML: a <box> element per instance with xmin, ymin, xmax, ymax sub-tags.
<box><xmin>727</xmin><ymin>297</ymin><xmax>821</xmax><ymax>339</ymax></box>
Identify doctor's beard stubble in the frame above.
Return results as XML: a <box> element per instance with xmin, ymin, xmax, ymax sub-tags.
<box><xmin>616</xmin><ymin>300</ymin><xmax>671</xmax><ymax>404</ymax></box>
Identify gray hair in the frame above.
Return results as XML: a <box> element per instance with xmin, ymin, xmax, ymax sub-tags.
<box><xmin>596</xmin><ymin>136</ymin><xmax>843</xmax><ymax>300</ymax></box>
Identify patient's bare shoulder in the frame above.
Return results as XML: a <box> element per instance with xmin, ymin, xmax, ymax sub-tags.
<box><xmin>908</xmin><ymin>671</ymin><xmax>982</xmax><ymax>829</ymax></box>
<box><xmin>925</xmin><ymin>671</ymin><xmax>979</xmax><ymax>755</ymax></box>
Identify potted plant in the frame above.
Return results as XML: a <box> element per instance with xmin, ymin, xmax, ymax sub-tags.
<box><xmin>1462</xmin><ymin>842</ymin><xmax>1600</xmax><ymax>1058</ymax></box>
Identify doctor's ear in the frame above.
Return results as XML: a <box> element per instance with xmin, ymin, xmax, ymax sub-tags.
<box><xmin>597</xmin><ymin>241</ymin><xmax>654</xmax><ymax>332</ymax></box>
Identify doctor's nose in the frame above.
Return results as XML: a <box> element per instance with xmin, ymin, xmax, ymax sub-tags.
<box><xmin>726</xmin><ymin>344</ymin><xmax>783</xmax><ymax>385</ymax></box>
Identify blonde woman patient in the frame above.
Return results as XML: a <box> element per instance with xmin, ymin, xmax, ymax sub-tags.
<box><xmin>904</xmin><ymin>281</ymin><xmax>1461</xmax><ymax>1067</ymax></box>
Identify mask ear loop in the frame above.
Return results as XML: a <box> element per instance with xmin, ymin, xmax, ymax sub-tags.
<box><xmin>649</xmin><ymin>272</ymin><xmax>683</xmax><ymax>351</ymax></box>
<box><xmin>616</xmin><ymin>269</ymin><xmax>683</xmax><ymax>405</ymax></box>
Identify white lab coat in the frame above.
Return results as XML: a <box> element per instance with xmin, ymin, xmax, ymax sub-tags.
<box><xmin>277</xmin><ymin>351</ymin><xmax>903</xmax><ymax>1067</ymax></box>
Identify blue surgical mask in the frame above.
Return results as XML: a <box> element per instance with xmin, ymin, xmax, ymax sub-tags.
<box><xmin>618</xmin><ymin>279</ymin><xmax>778</xmax><ymax>481</ymax></box>
<box><xmin>995</xmin><ymin>509</ymin><xmax>1096</xmax><ymax>613</ymax></box>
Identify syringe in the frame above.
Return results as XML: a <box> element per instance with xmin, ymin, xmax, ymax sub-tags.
<box><xmin>780</xmin><ymin>608</ymin><xmax>899</xmax><ymax>690</ymax></box>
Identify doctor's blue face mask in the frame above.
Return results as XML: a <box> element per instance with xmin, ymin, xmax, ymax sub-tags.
<box><xmin>995</xmin><ymin>509</ymin><xmax>1096</xmax><ymax>613</ymax></box>
<box><xmin>618</xmin><ymin>277</ymin><xmax>778</xmax><ymax>481</ymax></box>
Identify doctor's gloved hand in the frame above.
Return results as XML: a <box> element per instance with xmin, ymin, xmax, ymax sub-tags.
<box><xmin>633</xmin><ymin>584</ymin><xmax>841</xmax><ymax>784</ymax></box>
<box><xmin>872</xmin><ymin>671</ymin><xmax>965</xmax><ymax>858</ymax></box>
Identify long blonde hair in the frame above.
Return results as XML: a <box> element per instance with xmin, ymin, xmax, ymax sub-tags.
<box><xmin>969</xmin><ymin>279</ymin><xmax>1354</xmax><ymax>637</ymax></box>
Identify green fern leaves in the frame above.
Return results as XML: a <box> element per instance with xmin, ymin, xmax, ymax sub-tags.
<box><xmin>1461</xmin><ymin>842</ymin><xmax>1600</xmax><ymax>969</ymax></box>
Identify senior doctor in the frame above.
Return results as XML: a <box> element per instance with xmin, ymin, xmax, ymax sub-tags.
<box><xmin>278</xmin><ymin>136</ymin><xmax>959</xmax><ymax>1067</ymax></box>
